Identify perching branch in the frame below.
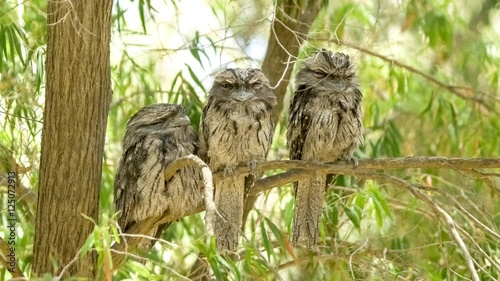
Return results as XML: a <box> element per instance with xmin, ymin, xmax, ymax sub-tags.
<box><xmin>164</xmin><ymin>154</ymin><xmax>217</xmax><ymax>237</ymax></box>
<box><xmin>213</xmin><ymin>157</ymin><xmax>500</xmax><ymax>183</ymax></box>
<box><xmin>111</xmin><ymin>157</ymin><xmax>500</xmax><ymax>270</ymax></box>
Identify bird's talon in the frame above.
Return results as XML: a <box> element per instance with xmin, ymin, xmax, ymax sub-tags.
<box><xmin>224</xmin><ymin>165</ymin><xmax>238</xmax><ymax>177</ymax></box>
<box><xmin>248</xmin><ymin>160</ymin><xmax>258</xmax><ymax>175</ymax></box>
<box><xmin>351</xmin><ymin>156</ymin><xmax>359</xmax><ymax>167</ymax></box>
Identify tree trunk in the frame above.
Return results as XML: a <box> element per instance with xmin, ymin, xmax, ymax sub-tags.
<box><xmin>33</xmin><ymin>1</ymin><xmax>113</xmax><ymax>278</ymax></box>
<box><xmin>262</xmin><ymin>0</ymin><xmax>323</xmax><ymax>124</ymax></box>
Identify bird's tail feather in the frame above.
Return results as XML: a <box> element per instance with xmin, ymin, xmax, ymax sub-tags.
<box><xmin>214</xmin><ymin>176</ymin><xmax>245</xmax><ymax>253</ymax></box>
<box><xmin>292</xmin><ymin>174</ymin><xmax>326</xmax><ymax>247</ymax></box>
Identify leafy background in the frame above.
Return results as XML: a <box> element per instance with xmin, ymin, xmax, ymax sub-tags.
<box><xmin>1</xmin><ymin>0</ymin><xmax>499</xmax><ymax>280</ymax></box>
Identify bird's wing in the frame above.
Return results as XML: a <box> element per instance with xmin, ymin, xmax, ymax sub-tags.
<box><xmin>114</xmin><ymin>135</ymin><xmax>165</xmax><ymax>231</ymax></box>
<box><xmin>114</xmin><ymin>139</ymin><xmax>143</xmax><ymax>230</ymax></box>
<box><xmin>287</xmin><ymin>85</ymin><xmax>313</xmax><ymax>161</ymax></box>
<box><xmin>198</xmin><ymin>98</ymin><xmax>213</xmax><ymax>163</ymax></box>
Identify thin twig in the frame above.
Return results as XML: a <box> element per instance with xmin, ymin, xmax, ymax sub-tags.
<box><xmin>460</xmin><ymin>169</ymin><xmax>500</xmax><ymax>196</ymax></box>
<box><xmin>356</xmin><ymin>172</ymin><xmax>480</xmax><ymax>281</ymax></box>
<box><xmin>455</xmin><ymin>224</ymin><xmax>500</xmax><ymax>273</ymax></box>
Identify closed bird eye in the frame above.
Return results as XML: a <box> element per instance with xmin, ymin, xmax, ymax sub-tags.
<box><xmin>252</xmin><ymin>82</ymin><xmax>261</xmax><ymax>88</ymax></box>
<box><xmin>222</xmin><ymin>83</ymin><xmax>233</xmax><ymax>89</ymax></box>
<box><xmin>312</xmin><ymin>70</ymin><xmax>324</xmax><ymax>76</ymax></box>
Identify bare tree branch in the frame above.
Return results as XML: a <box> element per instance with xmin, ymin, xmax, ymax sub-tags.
<box><xmin>215</xmin><ymin>157</ymin><xmax>500</xmax><ymax>182</ymax></box>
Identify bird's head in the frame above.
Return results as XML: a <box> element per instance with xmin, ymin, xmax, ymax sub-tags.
<box><xmin>208</xmin><ymin>68</ymin><xmax>276</xmax><ymax>107</ymax></box>
<box><xmin>296</xmin><ymin>49</ymin><xmax>358</xmax><ymax>92</ymax></box>
<box><xmin>122</xmin><ymin>104</ymin><xmax>192</xmax><ymax>150</ymax></box>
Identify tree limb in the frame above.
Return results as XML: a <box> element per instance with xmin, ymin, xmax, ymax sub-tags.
<box><xmin>163</xmin><ymin>154</ymin><xmax>216</xmax><ymax>237</ymax></box>
<box><xmin>111</xmin><ymin>157</ymin><xmax>500</xmax><ymax>270</ymax></box>
<box><xmin>214</xmin><ymin>157</ymin><xmax>500</xmax><ymax>182</ymax></box>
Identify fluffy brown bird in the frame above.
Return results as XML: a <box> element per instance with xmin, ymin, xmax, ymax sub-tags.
<box><xmin>287</xmin><ymin>49</ymin><xmax>364</xmax><ymax>247</ymax></box>
<box><xmin>200</xmin><ymin>68</ymin><xmax>276</xmax><ymax>253</ymax></box>
<box><xmin>114</xmin><ymin>103</ymin><xmax>201</xmax><ymax>249</ymax></box>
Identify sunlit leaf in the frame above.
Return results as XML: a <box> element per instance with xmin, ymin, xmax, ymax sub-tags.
<box><xmin>265</xmin><ymin>218</ymin><xmax>285</xmax><ymax>249</ymax></box>
<box><xmin>79</xmin><ymin>233</ymin><xmax>95</xmax><ymax>258</ymax></box>
<box><xmin>260</xmin><ymin>221</ymin><xmax>272</xmax><ymax>261</ymax></box>
<box><xmin>343</xmin><ymin>206</ymin><xmax>361</xmax><ymax>229</ymax></box>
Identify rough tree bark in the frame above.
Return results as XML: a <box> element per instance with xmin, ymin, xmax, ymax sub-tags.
<box><xmin>262</xmin><ymin>0</ymin><xmax>323</xmax><ymax>124</ymax></box>
<box><xmin>33</xmin><ymin>0</ymin><xmax>113</xmax><ymax>278</ymax></box>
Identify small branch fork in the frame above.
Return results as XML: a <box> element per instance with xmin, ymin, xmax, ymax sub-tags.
<box><xmin>111</xmin><ymin>157</ymin><xmax>500</xmax><ymax>278</ymax></box>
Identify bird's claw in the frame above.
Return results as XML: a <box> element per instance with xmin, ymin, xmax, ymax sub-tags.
<box><xmin>224</xmin><ymin>165</ymin><xmax>239</xmax><ymax>177</ymax></box>
<box><xmin>351</xmin><ymin>156</ymin><xmax>359</xmax><ymax>167</ymax></box>
<box><xmin>248</xmin><ymin>159</ymin><xmax>258</xmax><ymax>176</ymax></box>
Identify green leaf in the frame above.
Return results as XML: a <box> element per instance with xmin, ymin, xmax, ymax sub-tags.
<box><xmin>11</xmin><ymin>25</ymin><xmax>25</xmax><ymax>66</ymax></box>
<box><xmin>265</xmin><ymin>218</ymin><xmax>285</xmax><ymax>249</ymax></box>
<box><xmin>208</xmin><ymin>253</ymin><xmax>224</xmax><ymax>280</ymax></box>
<box><xmin>79</xmin><ymin>233</ymin><xmax>95</xmax><ymax>257</ymax></box>
<box><xmin>138</xmin><ymin>0</ymin><xmax>147</xmax><ymax>33</ymax></box>
<box><xmin>353</xmin><ymin>193</ymin><xmax>367</xmax><ymax>211</ymax></box>
<box><xmin>183</xmin><ymin>75</ymin><xmax>204</xmax><ymax>105</ymax></box>
<box><xmin>6</xmin><ymin>25</ymin><xmax>17</xmax><ymax>69</ymax></box>
<box><xmin>284</xmin><ymin>198</ymin><xmax>294</xmax><ymax>231</ymax></box>
<box><xmin>367</xmin><ymin>184</ymin><xmax>392</xmax><ymax>228</ymax></box>
<box><xmin>0</xmin><ymin>25</ymin><xmax>5</xmax><ymax>69</ymax></box>
<box><xmin>186</xmin><ymin>64</ymin><xmax>206</xmax><ymax>94</ymax></box>
<box><xmin>344</xmin><ymin>206</ymin><xmax>361</xmax><ymax>229</ymax></box>
<box><xmin>260</xmin><ymin>221</ymin><xmax>272</xmax><ymax>261</ymax></box>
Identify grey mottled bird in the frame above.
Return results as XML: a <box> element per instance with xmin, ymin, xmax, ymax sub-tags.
<box><xmin>200</xmin><ymin>68</ymin><xmax>276</xmax><ymax>253</ymax></box>
<box><xmin>287</xmin><ymin>49</ymin><xmax>363</xmax><ymax>247</ymax></box>
<box><xmin>114</xmin><ymin>103</ymin><xmax>201</xmax><ymax>249</ymax></box>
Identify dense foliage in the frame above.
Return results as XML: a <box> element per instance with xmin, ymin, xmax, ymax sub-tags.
<box><xmin>1</xmin><ymin>0</ymin><xmax>499</xmax><ymax>280</ymax></box>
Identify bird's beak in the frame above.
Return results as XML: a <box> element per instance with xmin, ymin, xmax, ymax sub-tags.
<box><xmin>180</xmin><ymin>115</ymin><xmax>190</xmax><ymax>123</ymax></box>
<box><xmin>231</xmin><ymin>90</ymin><xmax>254</xmax><ymax>101</ymax></box>
<box><xmin>171</xmin><ymin>115</ymin><xmax>191</xmax><ymax>127</ymax></box>
<box><xmin>331</xmin><ymin>81</ymin><xmax>347</xmax><ymax>91</ymax></box>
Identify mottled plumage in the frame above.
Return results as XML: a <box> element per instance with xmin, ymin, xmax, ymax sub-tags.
<box><xmin>200</xmin><ymin>68</ymin><xmax>276</xmax><ymax>252</ymax></box>
<box><xmin>287</xmin><ymin>50</ymin><xmax>363</xmax><ymax>247</ymax></box>
<box><xmin>114</xmin><ymin>103</ymin><xmax>201</xmax><ymax>248</ymax></box>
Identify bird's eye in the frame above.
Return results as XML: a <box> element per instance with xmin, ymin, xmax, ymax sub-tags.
<box><xmin>222</xmin><ymin>83</ymin><xmax>233</xmax><ymax>89</ymax></box>
<box><xmin>312</xmin><ymin>70</ymin><xmax>324</xmax><ymax>76</ymax></box>
<box><xmin>251</xmin><ymin>82</ymin><xmax>262</xmax><ymax>88</ymax></box>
